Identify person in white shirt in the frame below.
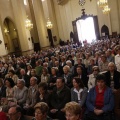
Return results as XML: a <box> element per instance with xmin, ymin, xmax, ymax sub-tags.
<box><xmin>88</xmin><ymin>66</ymin><xmax>100</xmax><ymax>90</ymax></box>
<box><xmin>71</xmin><ymin>77</ymin><xmax>88</xmax><ymax>107</ymax></box>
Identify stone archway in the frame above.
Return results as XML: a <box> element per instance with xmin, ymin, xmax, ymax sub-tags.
<box><xmin>3</xmin><ymin>17</ymin><xmax>21</xmax><ymax>55</ymax></box>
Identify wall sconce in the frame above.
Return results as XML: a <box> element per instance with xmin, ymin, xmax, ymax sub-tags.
<box><xmin>25</xmin><ymin>17</ymin><xmax>33</xmax><ymax>31</ymax></box>
<box><xmin>46</xmin><ymin>18</ymin><xmax>53</xmax><ymax>29</ymax></box>
<box><xmin>4</xmin><ymin>29</ymin><xmax>9</xmax><ymax>35</ymax></box>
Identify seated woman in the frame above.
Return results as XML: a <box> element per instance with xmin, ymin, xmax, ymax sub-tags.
<box><xmin>26</xmin><ymin>64</ymin><xmax>32</xmax><ymax>76</ymax></box>
<box><xmin>85</xmin><ymin>74</ymin><xmax>114</xmax><ymax>120</ymax></box>
<box><xmin>5</xmin><ymin>78</ymin><xmax>15</xmax><ymax>101</ymax></box>
<box><xmin>88</xmin><ymin>66</ymin><xmax>100</xmax><ymax>91</ymax></box>
<box><xmin>7</xmin><ymin>69</ymin><xmax>18</xmax><ymax>85</ymax></box>
<box><xmin>40</xmin><ymin>67</ymin><xmax>50</xmax><ymax>83</ymax></box>
<box><xmin>64</xmin><ymin>101</ymin><xmax>82</xmax><ymax>120</ymax></box>
<box><xmin>71</xmin><ymin>77</ymin><xmax>88</xmax><ymax>107</ymax></box>
<box><xmin>32</xmin><ymin>102</ymin><xmax>52</xmax><ymax>120</ymax></box>
<box><xmin>48</xmin><ymin>67</ymin><xmax>58</xmax><ymax>90</ymax></box>
<box><xmin>14</xmin><ymin>79</ymin><xmax>28</xmax><ymax>106</ymax></box>
<box><xmin>36</xmin><ymin>82</ymin><xmax>50</xmax><ymax>104</ymax></box>
<box><xmin>1</xmin><ymin>78</ymin><xmax>16</xmax><ymax>112</ymax></box>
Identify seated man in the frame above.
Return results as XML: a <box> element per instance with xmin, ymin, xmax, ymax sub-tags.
<box><xmin>104</xmin><ymin>62</ymin><xmax>120</xmax><ymax>92</ymax></box>
<box><xmin>23</xmin><ymin>77</ymin><xmax>38</xmax><ymax>115</ymax></box>
<box><xmin>8</xmin><ymin>105</ymin><xmax>26</xmax><ymax>120</ymax></box>
<box><xmin>49</xmin><ymin>77</ymin><xmax>71</xmax><ymax>120</ymax></box>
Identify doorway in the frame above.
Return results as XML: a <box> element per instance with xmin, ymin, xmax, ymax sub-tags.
<box><xmin>76</xmin><ymin>17</ymin><xmax>96</xmax><ymax>45</ymax></box>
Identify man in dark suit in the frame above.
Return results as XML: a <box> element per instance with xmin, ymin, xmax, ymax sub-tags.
<box><xmin>49</xmin><ymin>77</ymin><xmax>71</xmax><ymax>120</ymax></box>
<box><xmin>8</xmin><ymin>106</ymin><xmax>27</xmax><ymax>120</ymax></box>
<box><xmin>104</xmin><ymin>62</ymin><xmax>120</xmax><ymax>91</ymax></box>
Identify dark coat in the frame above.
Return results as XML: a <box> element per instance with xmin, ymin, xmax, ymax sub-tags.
<box><xmin>49</xmin><ymin>85</ymin><xmax>71</xmax><ymax>110</ymax></box>
<box><xmin>0</xmin><ymin>86</ymin><xmax>6</xmax><ymax>98</ymax></box>
<box><xmin>104</xmin><ymin>70</ymin><xmax>120</xmax><ymax>89</ymax></box>
<box><xmin>19</xmin><ymin>74</ymin><xmax>30</xmax><ymax>88</ymax></box>
<box><xmin>36</xmin><ymin>91</ymin><xmax>50</xmax><ymax>104</ymax></box>
<box><xmin>62</xmin><ymin>73</ymin><xmax>73</xmax><ymax>88</ymax></box>
<box><xmin>75</xmin><ymin>74</ymin><xmax>88</xmax><ymax>88</ymax></box>
<box><xmin>48</xmin><ymin>75</ymin><xmax>57</xmax><ymax>90</ymax></box>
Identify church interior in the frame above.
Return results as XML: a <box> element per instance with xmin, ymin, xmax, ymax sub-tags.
<box><xmin>0</xmin><ymin>0</ymin><xmax>120</xmax><ymax>120</ymax></box>
<box><xmin>0</xmin><ymin>0</ymin><xmax>119</xmax><ymax>56</ymax></box>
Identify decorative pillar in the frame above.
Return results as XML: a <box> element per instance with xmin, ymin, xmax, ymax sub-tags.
<box><xmin>32</xmin><ymin>0</ymin><xmax>49</xmax><ymax>48</ymax></box>
<box><xmin>10</xmin><ymin>0</ymin><xmax>33</xmax><ymax>52</ymax></box>
<box><xmin>43</xmin><ymin>0</ymin><xmax>59</xmax><ymax>45</ymax></box>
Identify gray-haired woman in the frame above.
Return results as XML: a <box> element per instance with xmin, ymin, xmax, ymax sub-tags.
<box><xmin>14</xmin><ymin>79</ymin><xmax>28</xmax><ymax>106</ymax></box>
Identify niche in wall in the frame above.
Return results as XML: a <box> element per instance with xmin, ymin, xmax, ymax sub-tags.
<box><xmin>3</xmin><ymin>17</ymin><xmax>21</xmax><ymax>54</ymax></box>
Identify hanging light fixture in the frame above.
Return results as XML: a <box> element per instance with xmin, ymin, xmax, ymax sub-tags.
<box><xmin>97</xmin><ymin>0</ymin><xmax>108</xmax><ymax>8</ymax></box>
<box><xmin>46</xmin><ymin>18</ymin><xmax>53</xmax><ymax>29</ymax></box>
<box><xmin>25</xmin><ymin>17</ymin><xmax>33</xmax><ymax>31</ymax></box>
<box><xmin>102</xmin><ymin>5</ymin><xmax>110</xmax><ymax>14</ymax></box>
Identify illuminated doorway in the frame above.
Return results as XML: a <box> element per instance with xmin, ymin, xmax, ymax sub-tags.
<box><xmin>76</xmin><ymin>17</ymin><xmax>96</xmax><ymax>44</ymax></box>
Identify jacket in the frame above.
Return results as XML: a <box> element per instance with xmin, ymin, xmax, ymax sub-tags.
<box><xmin>49</xmin><ymin>85</ymin><xmax>71</xmax><ymax>110</ymax></box>
<box><xmin>86</xmin><ymin>86</ymin><xmax>114</xmax><ymax>113</ymax></box>
<box><xmin>71</xmin><ymin>87</ymin><xmax>88</xmax><ymax>107</ymax></box>
<box><xmin>104</xmin><ymin>70</ymin><xmax>120</xmax><ymax>89</ymax></box>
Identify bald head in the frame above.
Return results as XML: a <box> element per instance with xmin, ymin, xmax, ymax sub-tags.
<box><xmin>8</xmin><ymin>106</ymin><xmax>21</xmax><ymax>120</ymax></box>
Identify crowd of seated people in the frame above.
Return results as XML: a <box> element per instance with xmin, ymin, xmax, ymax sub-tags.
<box><xmin>0</xmin><ymin>38</ymin><xmax>119</xmax><ymax>120</ymax></box>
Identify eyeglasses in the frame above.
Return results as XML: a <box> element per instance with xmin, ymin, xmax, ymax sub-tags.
<box><xmin>93</xmin><ymin>69</ymin><xmax>98</xmax><ymax>71</ymax></box>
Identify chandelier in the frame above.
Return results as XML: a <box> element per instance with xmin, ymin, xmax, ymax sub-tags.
<box><xmin>25</xmin><ymin>18</ymin><xmax>33</xmax><ymax>30</ymax></box>
<box><xmin>46</xmin><ymin>18</ymin><xmax>53</xmax><ymax>29</ymax></box>
<box><xmin>97</xmin><ymin>0</ymin><xmax>108</xmax><ymax>8</ymax></box>
<box><xmin>103</xmin><ymin>5</ymin><xmax>110</xmax><ymax>14</ymax></box>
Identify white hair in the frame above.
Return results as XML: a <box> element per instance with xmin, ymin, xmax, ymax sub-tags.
<box><xmin>18</xmin><ymin>79</ymin><xmax>25</xmax><ymax>85</ymax></box>
<box><xmin>66</xmin><ymin>60</ymin><xmax>72</xmax><ymax>64</ymax></box>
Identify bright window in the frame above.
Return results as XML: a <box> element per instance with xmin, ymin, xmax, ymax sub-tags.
<box><xmin>76</xmin><ymin>17</ymin><xmax>96</xmax><ymax>44</ymax></box>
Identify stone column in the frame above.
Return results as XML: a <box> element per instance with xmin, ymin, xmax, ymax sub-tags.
<box><xmin>43</xmin><ymin>0</ymin><xmax>59</xmax><ymax>45</ymax></box>
<box><xmin>10</xmin><ymin>0</ymin><xmax>33</xmax><ymax>52</ymax></box>
<box><xmin>32</xmin><ymin>0</ymin><xmax>49</xmax><ymax>48</ymax></box>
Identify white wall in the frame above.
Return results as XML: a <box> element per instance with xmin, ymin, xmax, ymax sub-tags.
<box><xmin>53</xmin><ymin>0</ymin><xmax>120</xmax><ymax>40</ymax></box>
